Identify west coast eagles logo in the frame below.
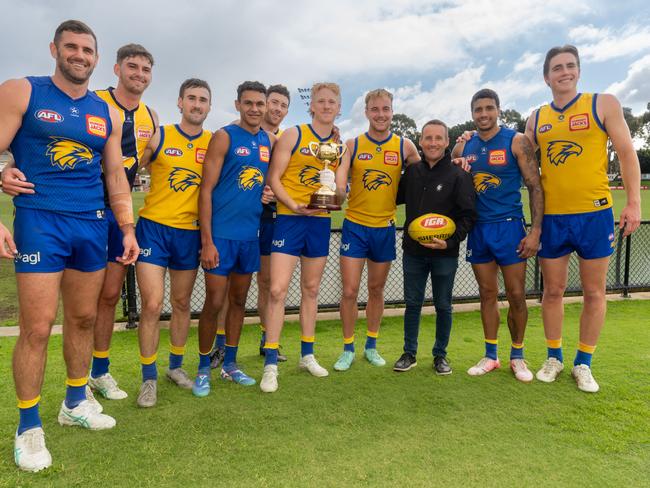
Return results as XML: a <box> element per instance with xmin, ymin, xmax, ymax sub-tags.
<box><xmin>362</xmin><ymin>169</ymin><xmax>392</xmax><ymax>190</ymax></box>
<box><xmin>238</xmin><ymin>166</ymin><xmax>264</xmax><ymax>190</ymax></box>
<box><xmin>546</xmin><ymin>140</ymin><xmax>583</xmax><ymax>166</ymax></box>
<box><xmin>299</xmin><ymin>165</ymin><xmax>321</xmax><ymax>187</ymax></box>
<box><xmin>46</xmin><ymin>137</ymin><xmax>94</xmax><ymax>170</ymax></box>
<box><xmin>168</xmin><ymin>167</ymin><xmax>201</xmax><ymax>192</ymax></box>
<box><xmin>473</xmin><ymin>172</ymin><xmax>501</xmax><ymax>193</ymax></box>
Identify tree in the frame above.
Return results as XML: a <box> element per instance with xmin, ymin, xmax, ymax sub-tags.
<box><xmin>608</xmin><ymin>106</ymin><xmax>644</xmax><ymax>174</ymax></box>
<box><xmin>448</xmin><ymin>120</ymin><xmax>475</xmax><ymax>144</ymax></box>
<box><xmin>391</xmin><ymin>113</ymin><xmax>420</xmax><ymax>144</ymax></box>
<box><xmin>500</xmin><ymin>109</ymin><xmax>526</xmax><ymax>133</ymax></box>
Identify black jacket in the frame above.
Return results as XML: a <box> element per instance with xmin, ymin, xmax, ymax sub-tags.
<box><xmin>396</xmin><ymin>150</ymin><xmax>476</xmax><ymax>258</ymax></box>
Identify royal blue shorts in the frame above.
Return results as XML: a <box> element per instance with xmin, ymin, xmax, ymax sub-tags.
<box><xmin>204</xmin><ymin>237</ymin><xmax>260</xmax><ymax>276</ymax></box>
<box><xmin>259</xmin><ymin>218</ymin><xmax>275</xmax><ymax>256</ymax></box>
<box><xmin>13</xmin><ymin>207</ymin><xmax>107</xmax><ymax>273</ymax></box>
<box><xmin>340</xmin><ymin>218</ymin><xmax>396</xmax><ymax>263</ymax></box>
<box><xmin>135</xmin><ymin>217</ymin><xmax>200</xmax><ymax>270</ymax></box>
<box><xmin>538</xmin><ymin>208</ymin><xmax>615</xmax><ymax>260</ymax></box>
<box><xmin>271</xmin><ymin>215</ymin><xmax>331</xmax><ymax>258</ymax></box>
<box><xmin>466</xmin><ymin>218</ymin><xmax>527</xmax><ymax>266</ymax></box>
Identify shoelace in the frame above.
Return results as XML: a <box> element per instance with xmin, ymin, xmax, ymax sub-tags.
<box><xmin>26</xmin><ymin>431</ymin><xmax>45</xmax><ymax>451</ymax></box>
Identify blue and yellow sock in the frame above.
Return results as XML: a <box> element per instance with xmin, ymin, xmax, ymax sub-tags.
<box><xmin>546</xmin><ymin>338</ymin><xmax>563</xmax><ymax>362</ymax></box>
<box><xmin>260</xmin><ymin>325</ymin><xmax>266</xmax><ymax>347</ymax></box>
<box><xmin>574</xmin><ymin>342</ymin><xmax>596</xmax><ymax>367</ymax></box>
<box><xmin>510</xmin><ymin>342</ymin><xmax>524</xmax><ymax>360</ymax></box>
<box><xmin>198</xmin><ymin>351</ymin><xmax>211</xmax><ymax>372</ymax></box>
<box><xmin>485</xmin><ymin>338</ymin><xmax>498</xmax><ymax>360</ymax></box>
<box><xmin>169</xmin><ymin>344</ymin><xmax>185</xmax><ymax>370</ymax></box>
<box><xmin>365</xmin><ymin>330</ymin><xmax>378</xmax><ymax>350</ymax></box>
<box><xmin>141</xmin><ymin>353</ymin><xmax>158</xmax><ymax>381</ymax></box>
<box><xmin>264</xmin><ymin>342</ymin><xmax>279</xmax><ymax>366</ymax></box>
<box><xmin>224</xmin><ymin>344</ymin><xmax>238</xmax><ymax>371</ymax></box>
<box><xmin>301</xmin><ymin>335</ymin><xmax>315</xmax><ymax>357</ymax></box>
<box><xmin>17</xmin><ymin>396</ymin><xmax>42</xmax><ymax>435</ymax></box>
<box><xmin>91</xmin><ymin>349</ymin><xmax>110</xmax><ymax>378</ymax></box>
<box><xmin>215</xmin><ymin>330</ymin><xmax>226</xmax><ymax>349</ymax></box>
<box><xmin>344</xmin><ymin>335</ymin><xmax>355</xmax><ymax>352</ymax></box>
<box><xmin>64</xmin><ymin>377</ymin><xmax>87</xmax><ymax>409</ymax></box>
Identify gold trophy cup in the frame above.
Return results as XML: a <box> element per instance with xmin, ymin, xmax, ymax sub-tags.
<box><xmin>306</xmin><ymin>141</ymin><xmax>347</xmax><ymax>210</ymax></box>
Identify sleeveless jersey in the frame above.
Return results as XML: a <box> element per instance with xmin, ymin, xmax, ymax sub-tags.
<box><xmin>535</xmin><ymin>93</ymin><xmax>611</xmax><ymax>215</ymax></box>
<box><xmin>10</xmin><ymin>76</ymin><xmax>112</xmax><ymax>214</ymax></box>
<box><xmin>346</xmin><ymin>132</ymin><xmax>404</xmax><ymax>227</ymax></box>
<box><xmin>139</xmin><ymin>124</ymin><xmax>211</xmax><ymax>230</ymax></box>
<box><xmin>261</xmin><ymin>127</ymin><xmax>282</xmax><ymax>220</ymax></box>
<box><xmin>211</xmin><ymin>124</ymin><xmax>271</xmax><ymax>241</ymax></box>
<box><xmin>278</xmin><ymin>124</ymin><xmax>340</xmax><ymax>217</ymax></box>
<box><xmin>96</xmin><ymin>87</ymin><xmax>155</xmax><ymax>206</ymax></box>
<box><xmin>462</xmin><ymin>127</ymin><xmax>523</xmax><ymax>223</ymax></box>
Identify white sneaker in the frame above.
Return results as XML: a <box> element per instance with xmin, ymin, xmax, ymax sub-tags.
<box><xmin>510</xmin><ymin>359</ymin><xmax>534</xmax><ymax>383</ymax></box>
<box><xmin>57</xmin><ymin>400</ymin><xmax>116</xmax><ymax>430</ymax></box>
<box><xmin>85</xmin><ymin>385</ymin><xmax>103</xmax><ymax>413</ymax></box>
<box><xmin>467</xmin><ymin>357</ymin><xmax>501</xmax><ymax>376</ymax></box>
<box><xmin>89</xmin><ymin>373</ymin><xmax>128</xmax><ymax>400</ymax></box>
<box><xmin>260</xmin><ymin>365</ymin><xmax>278</xmax><ymax>393</ymax></box>
<box><xmin>572</xmin><ymin>364</ymin><xmax>600</xmax><ymax>393</ymax></box>
<box><xmin>166</xmin><ymin>368</ymin><xmax>194</xmax><ymax>390</ymax></box>
<box><xmin>14</xmin><ymin>427</ymin><xmax>52</xmax><ymax>472</ymax></box>
<box><xmin>298</xmin><ymin>354</ymin><xmax>329</xmax><ymax>377</ymax></box>
<box><xmin>535</xmin><ymin>357</ymin><xmax>564</xmax><ymax>383</ymax></box>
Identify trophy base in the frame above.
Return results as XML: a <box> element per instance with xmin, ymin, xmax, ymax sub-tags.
<box><xmin>307</xmin><ymin>193</ymin><xmax>341</xmax><ymax>211</ymax></box>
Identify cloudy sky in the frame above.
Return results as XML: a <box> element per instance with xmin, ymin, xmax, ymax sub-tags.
<box><xmin>2</xmin><ymin>0</ymin><xmax>649</xmax><ymax>139</ymax></box>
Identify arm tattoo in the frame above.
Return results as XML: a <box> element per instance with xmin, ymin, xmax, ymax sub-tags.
<box><xmin>518</xmin><ymin>135</ymin><xmax>544</xmax><ymax>230</ymax></box>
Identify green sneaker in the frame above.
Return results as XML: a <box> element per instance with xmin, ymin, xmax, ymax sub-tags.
<box><xmin>333</xmin><ymin>351</ymin><xmax>355</xmax><ymax>371</ymax></box>
<box><xmin>364</xmin><ymin>348</ymin><xmax>386</xmax><ymax>367</ymax></box>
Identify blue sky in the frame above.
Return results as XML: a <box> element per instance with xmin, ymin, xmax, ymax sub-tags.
<box><xmin>2</xmin><ymin>0</ymin><xmax>649</xmax><ymax>139</ymax></box>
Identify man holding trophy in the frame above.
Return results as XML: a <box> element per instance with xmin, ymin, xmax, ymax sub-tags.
<box><xmin>260</xmin><ymin>82</ymin><xmax>348</xmax><ymax>393</ymax></box>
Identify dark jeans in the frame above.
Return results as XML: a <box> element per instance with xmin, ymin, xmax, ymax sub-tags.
<box><xmin>402</xmin><ymin>252</ymin><xmax>458</xmax><ymax>358</ymax></box>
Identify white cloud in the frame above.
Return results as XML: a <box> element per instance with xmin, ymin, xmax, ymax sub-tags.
<box><xmin>606</xmin><ymin>54</ymin><xmax>650</xmax><ymax>114</ymax></box>
<box><xmin>569</xmin><ymin>24</ymin><xmax>608</xmax><ymax>42</ymax></box>
<box><xmin>573</xmin><ymin>24</ymin><xmax>650</xmax><ymax>62</ymax></box>
<box><xmin>513</xmin><ymin>52</ymin><xmax>543</xmax><ymax>73</ymax></box>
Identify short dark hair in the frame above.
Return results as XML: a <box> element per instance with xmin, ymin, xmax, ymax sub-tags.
<box><xmin>543</xmin><ymin>45</ymin><xmax>580</xmax><ymax>76</ymax></box>
<box><xmin>53</xmin><ymin>20</ymin><xmax>97</xmax><ymax>51</ymax></box>
<box><xmin>267</xmin><ymin>84</ymin><xmax>290</xmax><ymax>104</ymax></box>
<box><xmin>471</xmin><ymin>88</ymin><xmax>500</xmax><ymax>110</ymax></box>
<box><xmin>421</xmin><ymin>119</ymin><xmax>449</xmax><ymax>139</ymax></box>
<box><xmin>237</xmin><ymin>81</ymin><xmax>267</xmax><ymax>101</ymax></box>
<box><xmin>116</xmin><ymin>44</ymin><xmax>154</xmax><ymax>66</ymax></box>
<box><xmin>179</xmin><ymin>78</ymin><xmax>211</xmax><ymax>100</ymax></box>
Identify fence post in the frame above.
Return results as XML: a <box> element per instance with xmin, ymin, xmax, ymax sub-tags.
<box><xmin>125</xmin><ymin>264</ymin><xmax>139</xmax><ymax>329</ymax></box>
<box><xmin>622</xmin><ymin>234</ymin><xmax>632</xmax><ymax>298</ymax></box>
<box><xmin>615</xmin><ymin>231</ymin><xmax>624</xmax><ymax>290</ymax></box>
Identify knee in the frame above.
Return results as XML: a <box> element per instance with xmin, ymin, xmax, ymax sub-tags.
<box><xmin>99</xmin><ymin>286</ymin><xmax>121</xmax><ymax>308</ymax></box>
<box><xmin>269</xmin><ymin>285</ymin><xmax>287</xmax><ymax>304</ymax></box>
<box><xmin>141</xmin><ymin>295</ymin><xmax>164</xmax><ymax>318</ymax></box>
<box><xmin>170</xmin><ymin>295</ymin><xmax>191</xmax><ymax>315</ymax></box>
<box><xmin>20</xmin><ymin>324</ymin><xmax>52</xmax><ymax>348</ymax></box>
<box><xmin>505</xmin><ymin>287</ymin><xmax>526</xmax><ymax>308</ymax></box>
<box><xmin>229</xmin><ymin>292</ymin><xmax>248</xmax><ymax>309</ymax></box>
<box><xmin>257</xmin><ymin>274</ymin><xmax>271</xmax><ymax>292</ymax></box>
<box><xmin>342</xmin><ymin>283</ymin><xmax>360</xmax><ymax>301</ymax></box>
<box><xmin>367</xmin><ymin>282</ymin><xmax>385</xmax><ymax>301</ymax></box>
<box><xmin>68</xmin><ymin>310</ymin><xmax>97</xmax><ymax>331</ymax></box>
<box><xmin>479</xmin><ymin>284</ymin><xmax>499</xmax><ymax>304</ymax></box>
<box><xmin>301</xmin><ymin>283</ymin><xmax>319</xmax><ymax>302</ymax></box>
<box><xmin>582</xmin><ymin>287</ymin><xmax>605</xmax><ymax>304</ymax></box>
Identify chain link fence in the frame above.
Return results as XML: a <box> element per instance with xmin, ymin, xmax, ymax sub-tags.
<box><xmin>122</xmin><ymin>222</ymin><xmax>650</xmax><ymax>327</ymax></box>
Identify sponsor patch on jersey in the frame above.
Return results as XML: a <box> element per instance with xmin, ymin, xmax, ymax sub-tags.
<box><xmin>358</xmin><ymin>152</ymin><xmax>373</xmax><ymax>161</ymax></box>
<box><xmin>195</xmin><ymin>148</ymin><xmax>206</xmax><ymax>164</ymax></box>
<box><xmin>539</xmin><ymin>123</ymin><xmax>552</xmax><ymax>133</ymax></box>
<box><xmin>236</xmin><ymin>146</ymin><xmax>251</xmax><ymax>157</ymax></box>
<box><xmin>86</xmin><ymin>115</ymin><xmax>107</xmax><ymax>138</ymax></box>
<box><xmin>259</xmin><ymin>145</ymin><xmax>270</xmax><ymax>163</ymax></box>
<box><xmin>35</xmin><ymin>109</ymin><xmax>63</xmax><ymax>123</ymax></box>
<box><xmin>164</xmin><ymin>147</ymin><xmax>183</xmax><ymax>157</ymax></box>
<box><xmin>569</xmin><ymin>113</ymin><xmax>590</xmax><ymax>131</ymax></box>
<box><xmin>384</xmin><ymin>151</ymin><xmax>399</xmax><ymax>165</ymax></box>
<box><xmin>593</xmin><ymin>197</ymin><xmax>609</xmax><ymax>208</ymax></box>
<box><xmin>488</xmin><ymin>149</ymin><xmax>506</xmax><ymax>165</ymax></box>
<box><xmin>137</xmin><ymin>126</ymin><xmax>152</xmax><ymax>140</ymax></box>
<box><xmin>300</xmin><ymin>147</ymin><xmax>311</xmax><ymax>156</ymax></box>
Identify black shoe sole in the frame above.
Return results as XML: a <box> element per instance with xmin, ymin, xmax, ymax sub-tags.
<box><xmin>393</xmin><ymin>362</ymin><xmax>417</xmax><ymax>372</ymax></box>
<box><xmin>260</xmin><ymin>348</ymin><xmax>288</xmax><ymax>362</ymax></box>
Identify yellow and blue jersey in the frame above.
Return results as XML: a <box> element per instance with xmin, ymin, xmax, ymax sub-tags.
<box><xmin>346</xmin><ymin>132</ymin><xmax>404</xmax><ymax>227</ymax></box>
<box><xmin>139</xmin><ymin>124</ymin><xmax>211</xmax><ymax>230</ymax></box>
<box><xmin>534</xmin><ymin>93</ymin><xmax>611</xmax><ymax>215</ymax></box>
<box><xmin>462</xmin><ymin>127</ymin><xmax>523</xmax><ymax>223</ymax></box>
<box><xmin>10</xmin><ymin>76</ymin><xmax>111</xmax><ymax>214</ymax></box>
<box><xmin>278</xmin><ymin>124</ymin><xmax>339</xmax><ymax>217</ymax></box>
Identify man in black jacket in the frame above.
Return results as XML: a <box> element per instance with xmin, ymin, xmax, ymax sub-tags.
<box><xmin>394</xmin><ymin>119</ymin><xmax>476</xmax><ymax>375</ymax></box>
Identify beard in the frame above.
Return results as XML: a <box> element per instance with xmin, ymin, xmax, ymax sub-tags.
<box><xmin>57</xmin><ymin>54</ymin><xmax>95</xmax><ymax>85</ymax></box>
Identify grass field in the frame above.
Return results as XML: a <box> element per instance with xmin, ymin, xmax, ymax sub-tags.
<box><xmin>0</xmin><ymin>300</ymin><xmax>648</xmax><ymax>486</ymax></box>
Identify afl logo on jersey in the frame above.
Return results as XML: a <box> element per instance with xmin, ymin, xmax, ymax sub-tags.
<box><xmin>235</xmin><ymin>146</ymin><xmax>251</xmax><ymax>157</ymax></box>
<box><xmin>35</xmin><ymin>109</ymin><xmax>63</xmax><ymax>123</ymax></box>
<box><xmin>569</xmin><ymin>113</ymin><xmax>590</xmax><ymax>131</ymax></box>
<box><xmin>488</xmin><ymin>150</ymin><xmax>507</xmax><ymax>166</ymax></box>
<box><xmin>357</xmin><ymin>153</ymin><xmax>373</xmax><ymax>161</ymax></box>
<box><xmin>164</xmin><ymin>148</ymin><xmax>184</xmax><ymax>157</ymax></box>
<box><xmin>465</xmin><ymin>154</ymin><xmax>478</xmax><ymax>164</ymax></box>
<box><xmin>539</xmin><ymin>124</ymin><xmax>552</xmax><ymax>134</ymax></box>
<box><xmin>300</xmin><ymin>147</ymin><xmax>311</xmax><ymax>156</ymax></box>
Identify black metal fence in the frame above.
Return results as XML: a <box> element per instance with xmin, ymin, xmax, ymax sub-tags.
<box><xmin>122</xmin><ymin>221</ymin><xmax>650</xmax><ymax>328</ymax></box>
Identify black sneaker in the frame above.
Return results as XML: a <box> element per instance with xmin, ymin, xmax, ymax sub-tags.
<box><xmin>433</xmin><ymin>356</ymin><xmax>452</xmax><ymax>375</ymax></box>
<box><xmin>209</xmin><ymin>346</ymin><xmax>225</xmax><ymax>369</ymax></box>
<box><xmin>259</xmin><ymin>345</ymin><xmax>288</xmax><ymax>362</ymax></box>
<box><xmin>393</xmin><ymin>353</ymin><xmax>417</xmax><ymax>372</ymax></box>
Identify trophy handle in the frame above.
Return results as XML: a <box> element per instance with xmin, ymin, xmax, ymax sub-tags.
<box><xmin>308</xmin><ymin>141</ymin><xmax>320</xmax><ymax>158</ymax></box>
<box><xmin>335</xmin><ymin>143</ymin><xmax>348</xmax><ymax>159</ymax></box>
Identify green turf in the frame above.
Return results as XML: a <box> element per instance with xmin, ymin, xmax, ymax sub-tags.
<box><xmin>0</xmin><ymin>300</ymin><xmax>648</xmax><ymax>486</ymax></box>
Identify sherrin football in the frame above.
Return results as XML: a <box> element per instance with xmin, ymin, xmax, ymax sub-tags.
<box><xmin>407</xmin><ymin>213</ymin><xmax>456</xmax><ymax>243</ymax></box>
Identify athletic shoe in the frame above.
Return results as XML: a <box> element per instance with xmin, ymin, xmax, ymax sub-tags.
<box><xmin>89</xmin><ymin>373</ymin><xmax>128</xmax><ymax>400</ymax></box>
<box><xmin>260</xmin><ymin>364</ymin><xmax>278</xmax><ymax>393</ymax></box>
<box><xmin>14</xmin><ymin>427</ymin><xmax>52</xmax><ymax>472</ymax></box>
<box><xmin>333</xmin><ymin>351</ymin><xmax>355</xmax><ymax>371</ymax></box>
<box><xmin>221</xmin><ymin>367</ymin><xmax>256</xmax><ymax>386</ymax></box>
<box><xmin>57</xmin><ymin>400</ymin><xmax>116</xmax><ymax>430</ymax></box>
<box><xmin>209</xmin><ymin>346</ymin><xmax>225</xmax><ymax>369</ymax></box>
<box><xmin>434</xmin><ymin>356</ymin><xmax>452</xmax><ymax>375</ymax></box>
<box><xmin>393</xmin><ymin>353</ymin><xmax>417</xmax><ymax>372</ymax></box>
<box><xmin>571</xmin><ymin>364</ymin><xmax>600</xmax><ymax>393</ymax></box>
<box><xmin>136</xmin><ymin>380</ymin><xmax>157</xmax><ymax>408</ymax></box>
<box><xmin>298</xmin><ymin>354</ymin><xmax>329</xmax><ymax>377</ymax></box>
<box><xmin>467</xmin><ymin>357</ymin><xmax>501</xmax><ymax>376</ymax></box>
<box><xmin>510</xmin><ymin>359</ymin><xmax>534</xmax><ymax>383</ymax></box>
<box><xmin>84</xmin><ymin>385</ymin><xmax>103</xmax><ymax>413</ymax></box>
<box><xmin>364</xmin><ymin>348</ymin><xmax>386</xmax><ymax>367</ymax></box>
<box><xmin>192</xmin><ymin>371</ymin><xmax>211</xmax><ymax>397</ymax></box>
<box><xmin>535</xmin><ymin>358</ymin><xmax>564</xmax><ymax>383</ymax></box>
<box><xmin>259</xmin><ymin>345</ymin><xmax>288</xmax><ymax>362</ymax></box>
<box><xmin>166</xmin><ymin>368</ymin><xmax>193</xmax><ymax>390</ymax></box>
